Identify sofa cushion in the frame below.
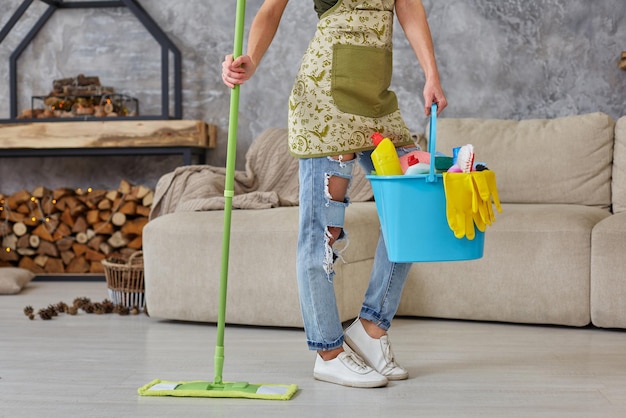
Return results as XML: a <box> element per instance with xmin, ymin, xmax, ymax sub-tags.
<box><xmin>434</xmin><ymin>112</ymin><xmax>614</xmax><ymax>209</ymax></box>
<box><xmin>399</xmin><ymin>203</ymin><xmax>610</xmax><ymax>327</ymax></box>
<box><xmin>612</xmin><ymin>116</ymin><xmax>626</xmax><ymax>213</ymax></box>
<box><xmin>590</xmin><ymin>211</ymin><xmax>626</xmax><ymax>328</ymax></box>
<box><xmin>143</xmin><ymin>202</ymin><xmax>379</xmax><ymax>327</ymax></box>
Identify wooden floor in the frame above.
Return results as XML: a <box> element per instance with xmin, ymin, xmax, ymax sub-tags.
<box><xmin>2</xmin><ymin>281</ymin><xmax>626</xmax><ymax>417</ymax></box>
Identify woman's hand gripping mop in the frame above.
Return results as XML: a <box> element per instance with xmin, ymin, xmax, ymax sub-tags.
<box><xmin>138</xmin><ymin>0</ymin><xmax>298</xmax><ymax>400</ymax></box>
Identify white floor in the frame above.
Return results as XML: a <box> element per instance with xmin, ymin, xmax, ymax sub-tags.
<box><xmin>2</xmin><ymin>280</ymin><xmax>626</xmax><ymax>418</ymax></box>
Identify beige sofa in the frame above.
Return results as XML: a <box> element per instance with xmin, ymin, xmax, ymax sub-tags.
<box><xmin>144</xmin><ymin>112</ymin><xmax>626</xmax><ymax>329</ymax></box>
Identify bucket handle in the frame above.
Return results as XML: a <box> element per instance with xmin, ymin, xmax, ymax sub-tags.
<box><xmin>427</xmin><ymin>103</ymin><xmax>438</xmax><ymax>183</ymax></box>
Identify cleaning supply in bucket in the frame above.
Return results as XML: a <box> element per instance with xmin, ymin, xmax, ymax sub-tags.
<box><xmin>371</xmin><ymin>132</ymin><xmax>403</xmax><ymax>175</ymax></box>
<box><xmin>399</xmin><ymin>150</ymin><xmax>431</xmax><ymax>173</ymax></box>
<box><xmin>448</xmin><ymin>144</ymin><xmax>475</xmax><ymax>173</ymax></box>
<box><xmin>404</xmin><ymin>155</ymin><xmax>430</xmax><ymax>175</ymax></box>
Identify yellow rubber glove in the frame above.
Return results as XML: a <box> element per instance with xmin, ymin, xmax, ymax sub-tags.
<box><xmin>470</xmin><ymin>171</ymin><xmax>493</xmax><ymax>226</ymax></box>
<box><xmin>484</xmin><ymin>170</ymin><xmax>502</xmax><ymax>212</ymax></box>
<box><xmin>471</xmin><ymin>170</ymin><xmax>502</xmax><ymax>225</ymax></box>
<box><xmin>443</xmin><ymin>173</ymin><xmax>477</xmax><ymax>240</ymax></box>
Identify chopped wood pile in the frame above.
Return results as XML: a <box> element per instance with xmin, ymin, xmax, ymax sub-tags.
<box><xmin>0</xmin><ymin>180</ymin><xmax>153</xmax><ymax>274</ymax></box>
<box><xmin>19</xmin><ymin>74</ymin><xmax>138</xmax><ymax>119</ymax></box>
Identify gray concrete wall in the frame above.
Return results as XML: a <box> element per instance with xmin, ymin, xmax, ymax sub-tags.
<box><xmin>1</xmin><ymin>0</ymin><xmax>625</xmax><ymax>194</ymax></box>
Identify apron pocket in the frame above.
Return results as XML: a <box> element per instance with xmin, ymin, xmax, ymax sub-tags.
<box><xmin>331</xmin><ymin>44</ymin><xmax>398</xmax><ymax>118</ymax></box>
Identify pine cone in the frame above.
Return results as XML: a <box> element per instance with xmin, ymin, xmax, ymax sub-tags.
<box><xmin>93</xmin><ymin>303</ymin><xmax>105</xmax><ymax>314</ymax></box>
<box><xmin>46</xmin><ymin>305</ymin><xmax>59</xmax><ymax>316</ymax></box>
<box><xmin>67</xmin><ymin>306</ymin><xmax>78</xmax><ymax>315</ymax></box>
<box><xmin>23</xmin><ymin>305</ymin><xmax>34</xmax><ymax>316</ymax></box>
<box><xmin>73</xmin><ymin>297</ymin><xmax>91</xmax><ymax>309</ymax></box>
<box><xmin>130</xmin><ymin>306</ymin><xmax>139</xmax><ymax>315</ymax></box>
<box><xmin>116</xmin><ymin>305</ymin><xmax>130</xmax><ymax>316</ymax></box>
<box><xmin>101</xmin><ymin>299</ymin><xmax>115</xmax><ymax>314</ymax></box>
<box><xmin>55</xmin><ymin>302</ymin><xmax>69</xmax><ymax>313</ymax></box>
<box><xmin>38</xmin><ymin>309</ymin><xmax>52</xmax><ymax>320</ymax></box>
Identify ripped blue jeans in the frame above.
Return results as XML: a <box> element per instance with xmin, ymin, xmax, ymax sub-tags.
<box><xmin>296</xmin><ymin>149</ymin><xmax>413</xmax><ymax>351</ymax></box>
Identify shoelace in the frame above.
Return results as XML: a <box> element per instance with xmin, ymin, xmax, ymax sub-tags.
<box><xmin>379</xmin><ymin>336</ymin><xmax>400</xmax><ymax>370</ymax></box>
<box><xmin>342</xmin><ymin>351</ymin><xmax>369</xmax><ymax>371</ymax></box>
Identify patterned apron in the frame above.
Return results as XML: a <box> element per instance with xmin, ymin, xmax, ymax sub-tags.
<box><xmin>288</xmin><ymin>0</ymin><xmax>413</xmax><ymax>158</ymax></box>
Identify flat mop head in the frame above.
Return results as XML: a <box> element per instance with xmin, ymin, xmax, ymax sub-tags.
<box><xmin>138</xmin><ymin>379</ymin><xmax>298</xmax><ymax>400</ymax></box>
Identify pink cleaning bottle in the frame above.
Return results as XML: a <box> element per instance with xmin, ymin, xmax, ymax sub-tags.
<box><xmin>371</xmin><ymin>132</ymin><xmax>403</xmax><ymax>176</ymax></box>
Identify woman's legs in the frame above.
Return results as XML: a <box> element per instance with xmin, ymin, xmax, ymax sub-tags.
<box><xmin>298</xmin><ymin>153</ymin><xmax>388</xmax><ymax>387</ymax></box>
<box><xmin>296</xmin><ymin>154</ymin><xmax>355</xmax><ymax>354</ymax></box>
<box><xmin>356</xmin><ymin>149</ymin><xmax>413</xmax><ymax>332</ymax></box>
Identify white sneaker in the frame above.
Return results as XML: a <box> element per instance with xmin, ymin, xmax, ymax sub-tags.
<box><xmin>344</xmin><ymin>318</ymin><xmax>409</xmax><ymax>381</ymax></box>
<box><xmin>313</xmin><ymin>351</ymin><xmax>388</xmax><ymax>388</ymax></box>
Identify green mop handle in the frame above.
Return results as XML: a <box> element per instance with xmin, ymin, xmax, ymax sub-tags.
<box><xmin>215</xmin><ymin>0</ymin><xmax>246</xmax><ymax>386</ymax></box>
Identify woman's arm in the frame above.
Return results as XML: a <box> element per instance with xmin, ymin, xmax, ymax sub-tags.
<box><xmin>222</xmin><ymin>0</ymin><xmax>289</xmax><ymax>88</ymax></box>
<box><xmin>395</xmin><ymin>0</ymin><xmax>447</xmax><ymax>115</ymax></box>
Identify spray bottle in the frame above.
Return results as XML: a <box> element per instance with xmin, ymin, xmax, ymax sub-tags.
<box><xmin>371</xmin><ymin>132</ymin><xmax>403</xmax><ymax>176</ymax></box>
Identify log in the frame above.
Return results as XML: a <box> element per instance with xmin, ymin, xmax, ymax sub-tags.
<box><xmin>72</xmin><ymin>216</ymin><xmax>88</xmax><ymax>234</ymax></box>
<box><xmin>17</xmin><ymin>248</ymin><xmax>36</xmax><ymax>257</ymax></box>
<box><xmin>18</xmin><ymin>257</ymin><xmax>45</xmax><ymax>274</ymax></box>
<box><xmin>0</xmin><ymin>247</ymin><xmax>19</xmax><ymax>262</ymax></box>
<box><xmin>60</xmin><ymin>208</ymin><xmax>75</xmax><ymax>228</ymax></box>
<box><xmin>66</xmin><ymin>256</ymin><xmax>90</xmax><ymax>273</ymax></box>
<box><xmin>118</xmin><ymin>179</ymin><xmax>132</xmax><ymax>195</ymax></box>
<box><xmin>37</xmin><ymin>240</ymin><xmax>59</xmax><ymax>257</ymax></box>
<box><xmin>61</xmin><ymin>251</ymin><xmax>75</xmax><ymax>265</ymax></box>
<box><xmin>56</xmin><ymin>237</ymin><xmax>73</xmax><ymax>252</ymax></box>
<box><xmin>32</xmin><ymin>186</ymin><xmax>51</xmax><ymax>199</ymax></box>
<box><xmin>45</xmin><ymin>257</ymin><xmax>65</xmax><ymax>274</ymax></box>
<box><xmin>126</xmin><ymin>235</ymin><xmax>143</xmax><ymax>250</ymax></box>
<box><xmin>17</xmin><ymin>234</ymin><xmax>30</xmax><ymax>249</ymax></box>
<box><xmin>8</xmin><ymin>190</ymin><xmax>31</xmax><ymax>206</ymax></box>
<box><xmin>98</xmin><ymin>199</ymin><xmax>112</xmax><ymax>210</ymax></box>
<box><xmin>13</xmin><ymin>222</ymin><xmax>27</xmax><ymax>237</ymax></box>
<box><xmin>86</xmin><ymin>209</ymin><xmax>100</xmax><ymax>225</ymax></box>
<box><xmin>121</xmin><ymin>218</ymin><xmax>148</xmax><ymax>236</ymax></box>
<box><xmin>35</xmin><ymin>254</ymin><xmax>49</xmax><ymax>268</ymax></box>
<box><xmin>32</xmin><ymin>224</ymin><xmax>54</xmax><ymax>242</ymax></box>
<box><xmin>119</xmin><ymin>201</ymin><xmax>137</xmax><ymax>215</ymax></box>
<box><xmin>142</xmin><ymin>191</ymin><xmax>154</xmax><ymax>207</ymax></box>
<box><xmin>75</xmin><ymin>232</ymin><xmax>88</xmax><ymax>244</ymax></box>
<box><xmin>111</xmin><ymin>212</ymin><xmax>127</xmax><ymax>227</ymax></box>
<box><xmin>29</xmin><ymin>234</ymin><xmax>40</xmax><ymax>248</ymax></box>
<box><xmin>108</xmin><ymin>231</ymin><xmax>129</xmax><ymax>249</ymax></box>
<box><xmin>2</xmin><ymin>232</ymin><xmax>17</xmax><ymax>246</ymax></box>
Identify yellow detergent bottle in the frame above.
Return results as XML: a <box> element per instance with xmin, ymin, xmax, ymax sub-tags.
<box><xmin>371</xmin><ymin>132</ymin><xmax>403</xmax><ymax>176</ymax></box>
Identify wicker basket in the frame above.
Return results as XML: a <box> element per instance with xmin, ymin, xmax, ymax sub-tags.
<box><xmin>101</xmin><ymin>251</ymin><xmax>145</xmax><ymax>311</ymax></box>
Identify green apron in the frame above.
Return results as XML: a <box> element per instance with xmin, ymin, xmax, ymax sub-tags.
<box><xmin>288</xmin><ymin>0</ymin><xmax>413</xmax><ymax>158</ymax></box>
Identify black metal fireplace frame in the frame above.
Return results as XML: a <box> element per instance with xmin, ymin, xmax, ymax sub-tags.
<box><xmin>0</xmin><ymin>0</ymin><xmax>183</xmax><ymax>122</ymax></box>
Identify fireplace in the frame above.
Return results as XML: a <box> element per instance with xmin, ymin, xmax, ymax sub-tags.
<box><xmin>0</xmin><ymin>0</ymin><xmax>182</xmax><ymax>123</ymax></box>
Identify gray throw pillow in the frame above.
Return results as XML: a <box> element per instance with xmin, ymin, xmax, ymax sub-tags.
<box><xmin>0</xmin><ymin>267</ymin><xmax>35</xmax><ymax>294</ymax></box>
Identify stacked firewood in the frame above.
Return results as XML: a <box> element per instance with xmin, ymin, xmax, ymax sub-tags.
<box><xmin>18</xmin><ymin>74</ymin><xmax>137</xmax><ymax>119</ymax></box>
<box><xmin>0</xmin><ymin>180</ymin><xmax>153</xmax><ymax>274</ymax></box>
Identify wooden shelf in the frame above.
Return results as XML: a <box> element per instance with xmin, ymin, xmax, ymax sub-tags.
<box><xmin>0</xmin><ymin>120</ymin><xmax>216</xmax><ymax>164</ymax></box>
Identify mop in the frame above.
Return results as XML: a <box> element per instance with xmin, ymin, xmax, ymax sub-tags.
<box><xmin>138</xmin><ymin>0</ymin><xmax>298</xmax><ymax>400</ymax></box>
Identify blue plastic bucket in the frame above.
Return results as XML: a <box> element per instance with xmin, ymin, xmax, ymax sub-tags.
<box><xmin>366</xmin><ymin>105</ymin><xmax>484</xmax><ymax>263</ymax></box>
